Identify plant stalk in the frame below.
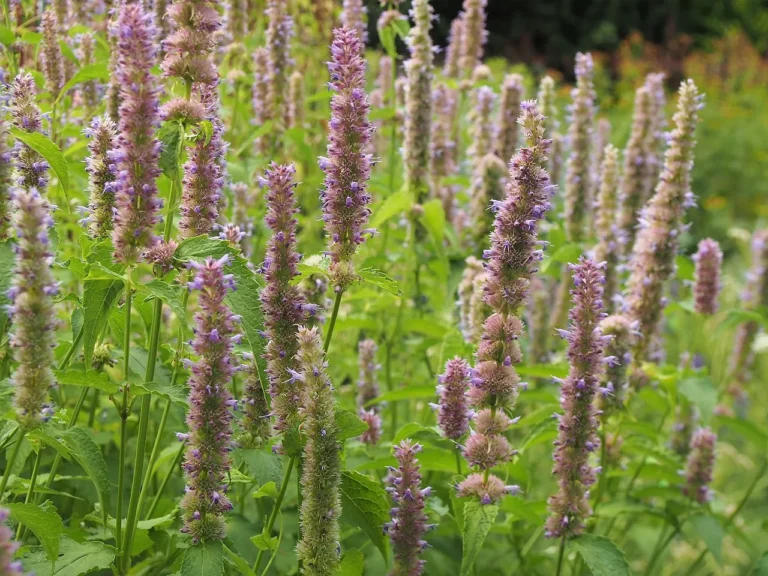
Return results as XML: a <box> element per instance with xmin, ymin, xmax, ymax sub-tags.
<box><xmin>323</xmin><ymin>290</ymin><xmax>343</xmax><ymax>354</ymax></box>
<box><xmin>253</xmin><ymin>455</ymin><xmax>296</xmax><ymax>573</ymax></box>
<box><xmin>0</xmin><ymin>428</ymin><xmax>26</xmax><ymax>502</ymax></box>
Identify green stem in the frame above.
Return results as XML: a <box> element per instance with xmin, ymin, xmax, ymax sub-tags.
<box><xmin>644</xmin><ymin>527</ymin><xmax>676</xmax><ymax>576</ymax></box>
<box><xmin>323</xmin><ymin>290</ymin><xmax>343</xmax><ymax>354</ymax></box>
<box><xmin>147</xmin><ymin>443</ymin><xmax>184</xmax><ymax>519</ymax></box>
<box><xmin>555</xmin><ymin>536</ymin><xmax>567</xmax><ymax>576</ymax></box>
<box><xmin>0</xmin><ymin>428</ymin><xmax>26</xmax><ymax>502</ymax></box>
<box><xmin>115</xmin><ymin>281</ymin><xmax>133</xmax><ymax>565</ymax></box>
<box><xmin>253</xmin><ymin>456</ymin><xmax>296</xmax><ymax>573</ymax></box>
<box><xmin>16</xmin><ymin>447</ymin><xmax>42</xmax><ymax>538</ymax></box>
<box><xmin>455</xmin><ymin>447</ymin><xmax>463</xmax><ymax>476</ymax></box>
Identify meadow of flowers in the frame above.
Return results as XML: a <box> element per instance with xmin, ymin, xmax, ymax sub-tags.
<box><xmin>0</xmin><ymin>0</ymin><xmax>766</xmax><ymax>575</ymax></box>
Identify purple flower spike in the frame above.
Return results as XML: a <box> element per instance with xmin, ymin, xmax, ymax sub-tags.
<box><xmin>356</xmin><ymin>339</ymin><xmax>380</xmax><ymax>409</ymax></box>
<box><xmin>546</xmin><ymin>257</ymin><xmax>607</xmax><ymax>539</ymax></box>
<box><xmin>386</xmin><ymin>440</ymin><xmax>430</xmax><ymax>576</ymax></box>
<box><xmin>341</xmin><ymin>0</ymin><xmax>367</xmax><ymax>42</ymax></box>
<box><xmin>358</xmin><ymin>408</ymin><xmax>382</xmax><ymax>446</ymax></box>
<box><xmin>458</xmin><ymin>0</ymin><xmax>487</xmax><ymax>77</ymax></box>
<box><xmin>40</xmin><ymin>10</ymin><xmax>64</xmax><ymax>96</ymax></box>
<box><xmin>161</xmin><ymin>0</ymin><xmax>220</xmax><ymax>86</ymax></box>
<box><xmin>496</xmin><ymin>73</ymin><xmax>524</xmax><ymax>164</ymax></box>
<box><xmin>181</xmin><ymin>257</ymin><xmax>239</xmax><ymax>543</ymax></box>
<box><xmin>265</xmin><ymin>0</ymin><xmax>294</xmax><ymax>134</ymax></box>
<box><xmin>110</xmin><ymin>3</ymin><xmax>162</xmax><ymax>265</ymax></box>
<box><xmin>0</xmin><ymin>508</ymin><xmax>27</xmax><ymax>574</ymax></box>
<box><xmin>321</xmin><ymin>27</ymin><xmax>374</xmax><ymax>291</ymax></box>
<box><xmin>693</xmin><ymin>238</ymin><xmax>723</xmax><ymax>315</ymax></box>
<box><xmin>596</xmin><ymin>315</ymin><xmax>632</xmax><ymax>413</ymax></box>
<box><xmin>0</xmin><ymin>116</ymin><xmax>11</xmax><ymax>241</ymax></box>
<box><xmin>260</xmin><ymin>163</ymin><xmax>307</xmax><ymax>433</ymax></box>
<box><xmin>9</xmin><ymin>72</ymin><xmax>49</xmax><ymax>193</ymax></box>
<box><xmin>436</xmin><ymin>357</ymin><xmax>471</xmax><ymax>441</ymax></box>
<box><xmin>593</xmin><ymin>144</ymin><xmax>620</xmax><ymax>311</ymax></box>
<box><xmin>84</xmin><ymin>116</ymin><xmax>118</xmax><ymax>238</ymax></box>
<box><xmin>624</xmin><ymin>80</ymin><xmax>702</xmax><ymax>362</ymax></box>
<box><xmin>683</xmin><ymin>428</ymin><xmax>716</xmax><ymax>504</ymax></box>
<box><xmin>9</xmin><ymin>188</ymin><xmax>57</xmax><ymax>429</ymax></box>
<box><xmin>296</xmin><ymin>327</ymin><xmax>341</xmax><ymax>575</ymax></box>
<box><xmin>457</xmin><ymin>473</ymin><xmax>509</xmax><ymax>504</ymax></box>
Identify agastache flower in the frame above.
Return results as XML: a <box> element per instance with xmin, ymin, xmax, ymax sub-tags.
<box><xmin>110</xmin><ymin>3</ymin><xmax>162</xmax><ymax>265</ymax></box>
<box><xmin>458</xmin><ymin>0</ymin><xmax>487</xmax><ymax>77</ymax></box>
<box><xmin>683</xmin><ymin>427</ymin><xmax>716</xmax><ymax>504</ymax></box>
<box><xmin>0</xmin><ymin>509</ymin><xmax>27</xmax><ymax>575</ymax></box>
<box><xmin>341</xmin><ymin>0</ymin><xmax>367</xmax><ymax>42</ymax></box>
<box><xmin>143</xmin><ymin>240</ymin><xmax>178</xmax><ymax>276</ymax></box>
<box><xmin>692</xmin><ymin>238</ymin><xmax>723</xmax><ymax>315</ymax></box>
<box><xmin>320</xmin><ymin>27</ymin><xmax>374</xmax><ymax>291</ymax></box>
<box><xmin>596</xmin><ymin>315</ymin><xmax>632</xmax><ymax>413</ymax></box>
<box><xmin>624</xmin><ymin>80</ymin><xmax>702</xmax><ymax>362</ymax></box>
<box><xmin>224</xmin><ymin>0</ymin><xmax>247</xmax><ymax>42</ymax></box>
<box><xmin>730</xmin><ymin>229</ymin><xmax>768</xmax><ymax>384</ymax></box>
<box><xmin>179</xmin><ymin>82</ymin><xmax>226</xmax><ymax>238</ymax></box>
<box><xmin>77</xmin><ymin>33</ymin><xmax>98</xmax><ymax>110</ymax></box>
<box><xmin>457</xmin><ymin>473</ymin><xmax>518</xmax><ymax>504</ymax></box>
<box><xmin>259</xmin><ymin>163</ymin><xmax>307</xmax><ymax>433</ymax></box>
<box><xmin>436</xmin><ymin>357</ymin><xmax>471</xmax><ymax>440</ymax></box>
<box><xmin>0</xmin><ymin>116</ymin><xmax>11</xmax><ymax>241</ymax></box>
<box><xmin>528</xmin><ymin>276</ymin><xmax>551</xmax><ymax>363</ymax></box>
<box><xmin>670</xmin><ymin>403</ymin><xmax>699</xmax><ymax>457</ymax></box>
<box><xmin>9</xmin><ymin>72</ymin><xmax>49</xmax><ymax>193</ymax></box>
<box><xmin>443</xmin><ymin>15</ymin><xmax>463</xmax><ymax>78</ymax></box>
<box><xmin>239</xmin><ymin>355</ymin><xmax>272</xmax><ymax>448</ymax></box>
<box><xmin>180</xmin><ymin>256</ymin><xmax>239</xmax><ymax>543</ymax></box>
<box><xmin>430</xmin><ymin>84</ymin><xmax>458</xmax><ymax>218</ymax></box>
<box><xmin>593</xmin><ymin>144</ymin><xmax>620</xmax><ymax>311</ymax></box>
<box><xmin>9</xmin><ymin>188</ymin><xmax>57</xmax><ymax>429</ymax></box>
<box><xmin>468</xmin><ymin>86</ymin><xmax>495</xmax><ymax>173</ymax></box>
<box><xmin>591</xmin><ymin>118</ymin><xmax>610</xmax><ymax>199</ymax></box>
<box><xmin>296</xmin><ymin>326</ymin><xmax>341</xmax><ymax>576</ymax></box>
<box><xmin>266</xmin><ymin>0</ymin><xmax>294</xmax><ymax>131</ymax></box>
<box><xmin>40</xmin><ymin>10</ymin><xmax>64</xmax><ymax>96</ymax></box>
<box><xmin>288</xmin><ymin>70</ymin><xmax>304</xmax><ymax>130</ymax></box>
<box><xmin>564</xmin><ymin>53</ymin><xmax>596</xmax><ymax>243</ymax></box>
<box><xmin>161</xmin><ymin>0</ymin><xmax>220</xmax><ymax>86</ymax></box>
<box><xmin>458</xmin><ymin>256</ymin><xmax>485</xmax><ymax>342</ymax></box>
<box><xmin>298</xmin><ymin>273</ymin><xmax>331</xmax><ymax>328</ymax></box>
<box><xmin>469</xmin><ymin>153</ymin><xmax>506</xmax><ymax>248</ymax></box>
<box><xmin>358</xmin><ymin>409</ymin><xmax>382</xmax><ymax>445</ymax></box>
<box><xmin>356</xmin><ymin>339</ymin><xmax>380</xmax><ymax>408</ymax></box>
<box><xmin>83</xmin><ymin>116</ymin><xmax>118</xmax><ymax>238</ymax></box>
<box><xmin>545</xmin><ymin>257</ymin><xmax>607</xmax><ymax>539</ymax></box>
<box><xmin>537</xmin><ymin>75</ymin><xmax>563</xmax><ymax>187</ymax></box>
<box><xmin>497</xmin><ymin>74</ymin><xmax>524</xmax><ymax>163</ymax></box>
<box><xmin>643</xmin><ymin>73</ymin><xmax>667</xmax><ymax>204</ymax></box>
<box><xmin>385</xmin><ymin>440</ymin><xmax>430</xmax><ymax>576</ymax></box>
<box><xmin>403</xmin><ymin>0</ymin><xmax>433</xmax><ymax>203</ymax></box>
<box><xmin>251</xmin><ymin>47</ymin><xmax>270</xmax><ymax>156</ymax></box>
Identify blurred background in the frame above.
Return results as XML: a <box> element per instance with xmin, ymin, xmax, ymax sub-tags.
<box><xmin>364</xmin><ymin>0</ymin><xmax>768</xmax><ymax>259</ymax></box>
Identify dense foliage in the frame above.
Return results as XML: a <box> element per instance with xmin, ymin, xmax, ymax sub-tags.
<box><xmin>0</xmin><ymin>1</ymin><xmax>766</xmax><ymax>576</ymax></box>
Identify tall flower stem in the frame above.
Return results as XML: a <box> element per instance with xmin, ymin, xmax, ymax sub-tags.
<box><xmin>115</xmin><ymin>279</ymin><xmax>133</xmax><ymax>563</ymax></box>
<box><xmin>323</xmin><ymin>291</ymin><xmax>343</xmax><ymax>353</ymax></box>
<box><xmin>147</xmin><ymin>443</ymin><xmax>185</xmax><ymax>519</ymax></box>
<box><xmin>16</xmin><ymin>445</ymin><xmax>42</xmax><ymax>538</ymax></box>
<box><xmin>555</xmin><ymin>535</ymin><xmax>567</xmax><ymax>576</ymax></box>
<box><xmin>0</xmin><ymin>428</ymin><xmax>25</xmax><ymax>501</ymax></box>
<box><xmin>644</xmin><ymin>527</ymin><xmax>677</xmax><ymax>576</ymax></box>
<box><xmin>253</xmin><ymin>455</ymin><xmax>296</xmax><ymax>573</ymax></box>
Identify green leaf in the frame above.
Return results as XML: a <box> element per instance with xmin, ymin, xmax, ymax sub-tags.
<box><xmin>54</xmin><ymin>369</ymin><xmax>119</xmax><ymax>395</ymax></box>
<box><xmin>224</xmin><ymin>256</ymin><xmax>266</xmax><ymax>385</ymax></box>
<box><xmin>174</xmin><ymin>236</ymin><xmax>230</xmax><ymax>261</ymax></box>
<box><xmin>10</xmin><ymin>128</ymin><xmax>69</xmax><ymax>193</ymax></box>
<box><xmin>335</xmin><ymin>406</ymin><xmax>369</xmax><ymax>440</ymax></box>
<box><xmin>55</xmin><ymin>62</ymin><xmax>109</xmax><ymax>104</ymax></box>
<box><xmin>378</xmin><ymin>24</ymin><xmax>397</xmax><ymax>58</ymax></box>
<box><xmin>223</xmin><ymin>544</ymin><xmax>255</xmax><ymax>576</ymax></box>
<box><xmin>251</xmin><ymin>530</ymin><xmax>279</xmax><ymax>551</ymax></box>
<box><xmin>252</xmin><ymin>481</ymin><xmax>279</xmax><ymax>500</ymax></box>
<box><xmin>0</xmin><ymin>25</ymin><xmax>15</xmax><ymax>46</ymax></box>
<box><xmin>568</xmin><ymin>534</ymin><xmax>631</xmax><ymax>576</ymax></box>
<box><xmin>516</xmin><ymin>363</ymin><xmax>569</xmax><ymax>379</ymax></box>
<box><xmin>689</xmin><ymin>514</ymin><xmax>723</xmax><ymax>564</ymax></box>
<box><xmin>713</xmin><ymin>415</ymin><xmax>768</xmax><ymax>449</ymax></box>
<box><xmin>6</xmin><ymin>502</ymin><xmax>63</xmax><ymax>562</ymax></box>
<box><xmin>340</xmin><ymin>471</ymin><xmax>390</xmax><ymax>562</ymax></box>
<box><xmin>181</xmin><ymin>541</ymin><xmax>224</xmax><ymax>576</ymax></box>
<box><xmin>392</xmin><ymin>422</ymin><xmax>439</xmax><ymax>444</ymax></box>
<box><xmin>82</xmin><ymin>279</ymin><xmax>123</xmax><ymax>369</ymax></box>
<box><xmin>337</xmin><ymin>549</ymin><xmax>365</xmax><ymax>576</ymax></box>
<box><xmin>199</xmin><ymin>120</ymin><xmax>214</xmax><ymax>146</ymax></box>
<box><xmin>460</xmin><ymin>501</ymin><xmax>499</xmax><ymax>576</ymax></box>
<box><xmin>139</xmin><ymin>278</ymin><xmax>186</xmax><ymax>320</ymax></box>
<box><xmin>541</xmin><ymin>243</ymin><xmax>582</xmax><ymax>274</ymax></box>
<box><xmin>678</xmin><ymin>376</ymin><xmax>717</xmax><ymax>422</ymax></box>
<box><xmin>22</xmin><ymin>536</ymin><xmax>115</xmax><ymax>576</ymax></box>
<box><xmin>366</xmin><ymin>385</ymin><xmax>435</xmax><ymax>407</ymax></box>
<box><xmin>132</xmin><ymin>380</ymin><xmax>188</xmax><ymax>406</ymax></box>
<box><xmin>237</xmin><ymin>449</ymin><xmax>284</xmax><ymax>489</ymax></box>
<box><xmin>158</xmin><ymin>121</ymin><xmax>184</xmax><ymax>180</ymax></box>
<box><xmin>85</xmin><ymin>262</ymin><xmax>125</xmax><ymax>282</ymax></box>
<box><xmin>369</xmin><ymin>189</ymin><xmax>412</xmax><ymax>229</ymax></box>
<box><xmin>751</xmin><ymin>553</ymin><xmax>768</xmax><ymax>575</ymax></box>
<box><xmin>358</xmin><ymin>267</ymin><xmax>402</xmax><ymax>296</ymax></box>
<box><xmin>0</xmin><ymin>241</ymin><xmax>16</xmax><ymax>335</ymax></box>
<box><xmin>60</xmin><ymin>427</ymin><xmax>110</xmax><ymax>527</ymax></box>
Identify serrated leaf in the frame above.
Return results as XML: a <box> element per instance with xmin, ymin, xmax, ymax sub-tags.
<box><xmin>678</xmin><ymin>376</ymin><xmax>717</xmax><ymax>422</ymax></box>
<box><xmin>85</xmin><ymin>262</ymin><xmax>125</xmax><ymax>281</ymax></box>
<box><xmin>158</xmin><ymin>121</ymin><xmax>184</xmax><ymax>180</ymax></box>
<box><xmin>0</xmin><ymin>241</ymin><xmax>16</xmax><ymax>335</ymax></box>
<box><xmin>337</xmin><ymin>549</ymin><xmax>365</xmax><ymax>576</ymax></box>
<box><xmin>22</xmin><ymin>536</ymin><xmax>115</xmax><ymax>576</ymax></box>
<box><xmin>541</xmin><ymin>243</ymin><xmax>582</xmax><ymax>274</ymax></box>
<box><xmin>6</xmin><ymin>502</ymin><xmax>63</xmax><ymax>562</ymax></box>
<box><xmin>223</xmin><ymin>543</ymin><xmax>255</xmax><ymax>576</ymax></box>
<box><xmin>568</xmin><ymin>534</ymin><xmax>630</xmax><ymax>576</ymax></box>
<box><xmin>10</xmin><ymin>128</ymin><xmax>69</xmax><ymax>193</ymax></box>
<box><xmin>0</xmin><ymin>25</ymin><xmax>14</xmax><ymax>46</ymax></box>
<box><xmin>54</xmin><ymin>369</ymin><xmax>119</xmax><ymax>394</ymax></box>
<box><xmin>139</xmin><ymin>279</ymin><xmax>186</xmax><ymax>320</ymax></box>
<box><xmin>689</xmin><ymin>514</ymin><xmax>723</xmax><ymax>564</ymax></box>
<box><xmin>336</xmin><ymin>406</ymin><xmax>369</xmax><ymax>440</ymax></box>
<box><xmin>82</xmin><ymin>279</ymin><xmax>123</xmax><ymax>369</ymax></box>
<box><xmin>181</xmin><ymin>541</ymin><xmax>224</xmax><ymax>576</ymax></box>
<box><xmin>370</xmin><ymin>189</ymin><xmax>412</xmax><ymax>229</ymax></box>
<box><xmin>237</xmin><ymin>449</ymin><xmax>284</xmax><ymax>489</ymax></box>
<box><xmin>251</xmin><ymin>530</ymin><xmax>279</xmax><ymax>551</ymax></box>
<box><xmin>132</xmin><ymin>380</ymin><xmax>188</xmax><ymax>406</ymax></box>
<box><xmin>55</xmin><ymin>62</ymin><xmax>109</xmax><ymax>104</ymax></box>
<box><xmin>252</xmin><ymin>481</ymin><xmax>279</xmax><ymax>500</ymax></box>
<box><xmin>358</xmin><ymin>267</ymin><xmax>402</xmax><ymax>296</ymax></box>
<box><xmin>392</xmin><ymin>422</ymin><xmax>439</xmax><ymax>445</ymax></box>
<box><xmin>366</xmin><ymin>385</ymin><xmax>435</xmax><ymax>407</ymax></box>
<box><xmin>60</xmin><ymin>428</ymin><xmax>110</xmax><ymax>527</ymax></box>
<box><xmin>460</xmin><ymin>501</ymin><xmax>499</xmax><ymax>576</ymax></box>
<box><xmin>340</xmin><ymin>470</ymin><xmax>390</xmax><ymax>562</ymax></box>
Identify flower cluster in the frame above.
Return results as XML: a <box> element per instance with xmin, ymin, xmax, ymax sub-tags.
<box><xmin>468</xmin><ymin>86</ymin><xmax>495</xmax><ymax>171</ymax></box>
<box><xmin>239</xmin><ymin>354</ymin><xmax>272</xmax><ymax>448</ymax></box>
<box><xmin>537</xmin><ymin>76</ymin><xmax>562</xmax><ymax>187</ymax></box>
<box><xmin>320</xmin><ymin>27</ymin><xmax>375</xmax><ymax>291</ymax></box>
<box><xmin>443</xmin><ymin>15</ymin><xmax>464</xmax><ymax>78</ymax></box>
<box><xmin>252</xmin><ymin>47</ymin><xmax>270</xmax><ymax>156</ymax></box>
<box><xmin>469</xmin><ymin>153</ymin><xmax>506</xmax><ymax>248</ymax></box>
<box><xmin>110</xmin><ymin>3</ymin><xmax>162</xmax><ymax>265</ymax></box>
<box><xmin>161</xmin><ymin>0</ymin><xmax>220</xmax><ymax>87</ymax></box>
<box><xmin>459</xmin><ymin>0</ymin><xmax>487</xmax><ymax>77</ymax></box>
<box><xmin>643</xmin><ymin>73</ymin><xmax>667</xmax><ymax>205</ymax></box>
<box><xmin>546</xmin><ymin>257</ymin><xmax>607</xmax><ymax>538</ymax></box>
<box><xmin>143</xmin><ymin>240</ymin><xmax>178</xmax><ymax>276</ymax></box>
<box><xmin>288</xmin><ymin>70</ymin><xmax>304</xmax><ymax>130</ymax></box>
<box><xmin>496</xmin><ymin>73</ymin><xmax>524</xmax><ymax>163</ymax></box>
<box><xmin>224</xmin><ymin>0</ymin><xmax>247</xmax><ymax>43</ymax></box>
<box><xmin>403</xmin><ymin>0</ymin><xmax>434</xmax><ymax>203</ymax></box>
<box><xmin>458</xmin><ymin>256</ymin><xmax>485</xmax><ymax>342</ymax></box>
<box><xmin>77</xmin><ymin>33</ymin><xmax>98</xmax><ymax>110</ymax></box>
<box><xmin>41</xmin><ymin>9</ymin><xmax>64</xmax><ymax>96</ymax></box>
<box><xmin>9</xmin><ymin>73</ymin><xmax>49</xmax><ymax>193</ymax></box>
<box><xmin>180</xmin><ymin>256</ymin><xmax>239</xmax><ymax>543</ymax></box>
<box><xmin>564</xmin><ymin>52</ymin><xmax>596</xmax><ymax>244</ymax></box>
<box><xmin>593</xmin><ymin>144</ymin><xmax>620</xmax><ymax>311</ymax></box>
<box><xmin>693</xmin><ymin>238</ymin><xmax>723</xmax><ymax>315</ymax></box>
<box><xmin>259</xmin><ymin>163</ymin><xmax>307</xmax><ymax>433</ymax></box>
<box><xmin>434</xmin><ymin>358</ymin><xmax>471</xmax><ymax>441</ymax></box>
<box><xmin>83</xmin><ymin>116</ymin><xmax>118</xmax><ymax>238</ymax></box>
<box><xmin>624</xmin><ymin>80</ymin><xmax>702</xmax><ymax>362</ymax></box>
<box><xmin>0</xmin><ymin>509</ymin><xmax>26</xmax><ymax>575</ymax></box>
<box><xmin>528</xmin><ymin>276</ymin><xmax>551</xmax><ymax>363</ymax></box>
<box><xmin>670</xmin><ymin>403</ymin><xmax>699</xmax><ymax>457</ymax></box>
<box><xmin>357</xmin><ymin>339</ymin><xmax>382</xmax><ymax>445</ymax></box>
<box><xmin>341</xmin><ymin>0</ymin><xmax>367</xmax><ymax>43</ymax></box>
<box><xmin>431</xmin><ymin>85</ymin><xmax>459</xmax><ymax>222</ymax></box>
<box><xmin>9</xmin><ymin>188</ymin><xmax>57</xmax><ymax>429</ymax></box>
<box><xmin>296</xmin><ymin>326</ymin><xmax>342</xmax><ymax>575</ymax></box>
<box><xmin>266</xmin><ymin>0</ymin><xmax>294</xmax><ymax>131</ymax></box>
<box><xmin>385</xmin><ymin>440</ymin><xmax>430</xmax><ymax>576</ymax></box>
<box><xmin>597</xmin><ymin>314</ymin><xmax>632</xmax><ymax>413</ymax></box>
<box><xmin>0</xmin><ymin>116</ymin><xmax>11</xmax><ymax>241</ymax></box>
<box><xmin>683</xmin><ymin>428</ymin><xmax>716</xmax><ymax>504</ymax></box>
<box><xmin>298</xmin><ymin>273</ymin><xmax>331</xmax><ymax>328</ymax></box>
